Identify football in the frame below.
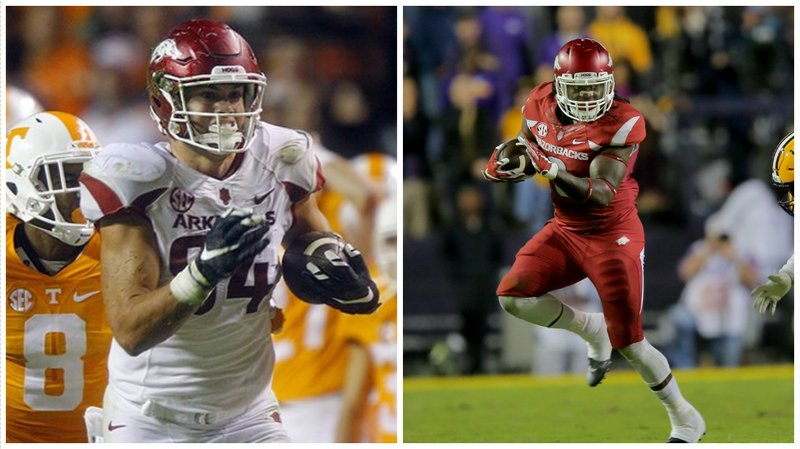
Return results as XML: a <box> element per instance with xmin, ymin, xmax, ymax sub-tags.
<box><xmin>282</xmin><ymin>231</ymin><xmax>348</xmax><ymax>304</ymax></box>
<box><xmin>494</xmin><ymin>138</ymin><xmax>537</xmax><ymax>176</ymax></box>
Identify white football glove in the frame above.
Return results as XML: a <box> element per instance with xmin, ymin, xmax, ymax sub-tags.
<box><xmin>751</xmin><ymin>271</ymin><xmax>792</xmax><ymax>316</ymax></box>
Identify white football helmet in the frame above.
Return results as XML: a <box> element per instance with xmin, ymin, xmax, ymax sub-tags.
<box><xmin>7</xmin><ymin>85</ymin><xmax>44</xmax><ymax>126</ymax></box>
<box><xmin>6</xmin><ymin>111</ymin><xmax>100</xmax><ymax>246</ymax></box>
<box><xmin>337</xmin><ymin>152</ymin><xmax>398</xmax><ymax>239</ymax></box>
<box><xmin>350</xmin><ymin>152</ymin><xmax>398</xmax><ymax>196</ymax></box>
<box><xmin>373</xmin><ymin>193</ymin><xmax>397</xmax><ymax>291</ymax></box>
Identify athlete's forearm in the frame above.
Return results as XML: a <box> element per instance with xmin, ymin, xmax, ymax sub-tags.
<box><xmin>551</xmin><ymin>170</ymin><xmax>617</xmax><ymax>208</ymax></box>
<box><xmin>99</xmin><ymin>214</ymin><xmax>203</xmax><ymax>356</ymax></box>
<box><xmin>336</xmin><ymin>343</ymin><xmax>371</xmax><ymax>442</ymax></box>
<box><xmin>103</xmin><ymin>255</ymin><xmax>202</xmax><ymax>356</ymax></box>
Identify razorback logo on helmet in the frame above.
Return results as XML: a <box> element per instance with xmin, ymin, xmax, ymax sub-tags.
<box><xmin>150</xmin><ymin>39</ymin><xmax>181</xmax><ymax>64</ymax></box>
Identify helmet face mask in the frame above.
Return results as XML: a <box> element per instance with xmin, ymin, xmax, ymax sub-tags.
<box><xmin>553</xmin><ymin>38</ymin><xmax>615</xmax><ymax>122</ymax></box>
<box><xmin>771</xmin><ymin>132</ymin><xmax>794</xmax><ymax>216</ymax></box>
<box><xmin>148</xmin><ymin>20</ymin><xmax>267</xmax><ymax>154</ymax></box>
<box><xmin>6</xmin><ymin>112</ymin><xmax>99</xmax><ymax>246</ymax></box>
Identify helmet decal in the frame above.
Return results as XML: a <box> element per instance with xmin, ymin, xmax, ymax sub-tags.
<box><xmin>5</xmin><ymin>111</ymin><xmax>99</xmax><ymax>245</ymax></box>
<box><xmin>150</xmin><ymin>38</ymin><xmax>181</xmax><ymax>64</ymax></box>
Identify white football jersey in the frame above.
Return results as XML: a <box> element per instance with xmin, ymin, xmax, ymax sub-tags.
<box><xmin>79</xmin><ymin>122</ymin><xmax>323</xmax><ymax>414</ymax></box>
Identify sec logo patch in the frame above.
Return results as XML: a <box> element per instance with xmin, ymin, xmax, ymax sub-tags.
<box><xmin>9</xmin><ymin>288</ymin><xmax>35</xmax><ymax>313</ymax></box>
<box><xmin>537</xmin><ymin>122</ymin><xmax>548</xmax><ymax>137</ymax></box>
<box><xmin>170</xmin><ymin>187</ymin><xmax>195</xmax><ymax>213</ymax></box>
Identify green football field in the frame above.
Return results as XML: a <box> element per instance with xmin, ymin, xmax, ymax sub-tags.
<box><xmin>403</xmin><ymin>364</ymin><xmax>793</xmax><ymax>443</ymax></box>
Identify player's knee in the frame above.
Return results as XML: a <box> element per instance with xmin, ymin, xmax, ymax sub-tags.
<box><xmin>498</xmin><ymin>295</ymin><xmax>523</xmax><ymax>316</ymax></box>
<box><xmin>617</xmin><ymin>338</ymin><xmax>647</xmax><ymax>360</ymax></box>
<box><xmin>497</xmin><ymin>272</ymin><xmax>539</xmax><ymax>298</ymax></box>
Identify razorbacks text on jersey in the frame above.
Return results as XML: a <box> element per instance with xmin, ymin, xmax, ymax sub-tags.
<box><xmin>522</xmin><ymin>82</ymin><xmax>646</xmax><ymax>232</ymax></box>
<box><xmin>78</xmin><ymin>122</ymin><xmax>323</xmax><ymax>415</ymax></box>
<box><xmin>6</xmin><ymin>215</ymin><xmax>112</xmax><ymax>443</ymax></box>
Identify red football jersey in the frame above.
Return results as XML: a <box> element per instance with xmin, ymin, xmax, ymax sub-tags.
<box><xmin>522</xmin><ymin>82</ymin><xmax>646</xmax><ymax>232</ymax></box>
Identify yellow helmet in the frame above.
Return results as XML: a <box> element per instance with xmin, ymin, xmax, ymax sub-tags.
<box><xmin>771</xmin><ymin>131</ymin><xmax>794</xmax><ymax>216</ymax></box>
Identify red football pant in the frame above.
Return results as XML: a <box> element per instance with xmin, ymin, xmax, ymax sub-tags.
<box><xmin>497</xmin><ymin>218</ymin><xmax>646</xmax><ymax>349</ymax></box>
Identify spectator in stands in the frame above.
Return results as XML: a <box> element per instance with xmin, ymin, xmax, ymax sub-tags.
<box><xmin>536</xmin><ymin>6</ymin><xmax>587</xmax><ymax>69</ymax></box>
<box><xmin>670</xmin><ymin>214</ymin><xmax>759</xmax><ymax>367</ymax></box>
<box><xmin>477</xmin><ymin>7</ymin><xmax>532</xmax><ymax>116</ymax></box>
<box><xmin>588</xmin><ymin>6</ymin><xmax>653</xmax><ymax>76</ymax></box>
<box><xmin>442</xmin><ymin>183</ymin><xmax>503</xmax><ymax>374</ymax></box>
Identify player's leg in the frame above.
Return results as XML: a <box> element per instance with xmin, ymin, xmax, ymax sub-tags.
<box><xmin>497</xmin><ymin>222</ymin><xmax>611</xmax><ymax>379</ymax></box>
<box><xmin>102</xmin><ymin>386</ymin><xmax>192</xmax><ymax>442</ymax></box>
<box><xmin>586</xmin><ymin>237</ymin><xmax>705</xmax><ymax>443</ymax></box>
<box><xmin>221</xmin><ymin>399</ymin><xmax>290</xmax><ymax>443</ymax></box>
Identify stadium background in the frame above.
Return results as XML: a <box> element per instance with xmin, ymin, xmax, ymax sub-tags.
<box><xmin>5</xmin><ymin>6</ymin><xmax>396</xmax><ymax>159</ymax></box>
<box><xmin>403</xmin><ymin>0</ymin><xmax>792</xmax><ymax>408</ymax></box>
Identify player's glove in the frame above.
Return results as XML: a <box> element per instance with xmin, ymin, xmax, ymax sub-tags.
<box><xmin>171</xmin><ymin>208</ymin><xmax>270</xmax><ymax>306</ymax></box>
<box><xmin>482</xmin><ymin>142</ymin><xmax>530</xmax><ymax>183</ymax></box>
<box><xmin>516</xmin><ymin>135</ymin><xmax>558</xmax><ymax>180</ymax></box>
<box><xmin>315</xmin><ymin>243</ymin><xmax>381</xmax><ymax>315</ymax></box>
<box><xmin>303</xmin><ymin>243</ymin><xmax>380</xmax><ymax>314</ymax></box>
<box><xmin>751</xmin><ymin>271</ymin><xmax>792</xmax><ymax>316</ymax></box>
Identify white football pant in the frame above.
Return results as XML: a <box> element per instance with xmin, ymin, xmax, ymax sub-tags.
<box><xmin>102</xmin><ymin>386</ymin><xmax>290</xmax><ymax>443</ymax></box>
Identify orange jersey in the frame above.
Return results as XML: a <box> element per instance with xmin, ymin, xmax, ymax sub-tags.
<box><xmin>337</xmin><ymin>283</ymin><xmax>397</xmax><ymax>443</ymax></box>
<box><xmin>6</xmin><ymin>215</ymin><xmax>112</xmax><ymax>443</ymax></box>
<box><xmin>272</xmin><ymin>289</ymin><xmax>349</xmax><ymax>401</ymax></box>
<box><xmin>272</xmin><ymin>183</ymin><xmax>361</xmax><ymax>402</ymax></box>
<box><xmin>273</xmin><ymin>153</ymin><xmax>395</xmax><ymax>405</ymax></box>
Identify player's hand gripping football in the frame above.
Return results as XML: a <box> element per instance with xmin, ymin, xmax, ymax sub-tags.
<box><xmin>170</xmin><ymin>208</ymin><xmax>270</xmax><ymax>306</ymax></box>
<box><xmin>483</xmin><ymin>141</ymin><xmax>531</xmax><ymax>183</ymax></box>
<box><xmin>751</xmin><ymin>271</ymin><xmax>792</xmax><ymax>315</ymax></box>
<box><xmin>314</xmin><ymin>243</ymin><xmax>381</xmax><ymax>315</ymax></box>
<box><xmin>516</xmin><ymin>135</ymin><xmax>558</xmax><ymax>180</ymax></box>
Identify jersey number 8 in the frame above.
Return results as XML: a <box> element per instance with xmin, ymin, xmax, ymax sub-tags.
<box><xmin>24</xmin><ymin>314</ymin><xmax>85</xmax><ymax>411</ymax></box>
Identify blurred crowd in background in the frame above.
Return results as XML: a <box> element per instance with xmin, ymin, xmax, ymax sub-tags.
<box><xmin>6</xmin><ymin>6</ymin><xmax>396</xmax><ymax>158</ymax></box>
<box><xmin>403</xmin><ymin>6</ymin><xmax>793</xmax><ymax>376</ymax></box>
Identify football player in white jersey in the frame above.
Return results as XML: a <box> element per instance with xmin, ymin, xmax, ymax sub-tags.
<box><xmin>78</xmin><ymin>19</ymin><xmax>379</xmax><ymax>443</ymax></box>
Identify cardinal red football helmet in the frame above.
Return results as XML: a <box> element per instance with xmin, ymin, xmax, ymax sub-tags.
<box><xmin>147</xmin><ymin>19</ymin><xmax>267</xmax><ymax>154</ymax></box>
<box><xmin>553</xmin><ymin>38</ymin><xmax>615</xmax><ymax>122</ymax></box>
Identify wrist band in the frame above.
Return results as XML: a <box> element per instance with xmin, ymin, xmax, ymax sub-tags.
<box><xmin>170</xmin><ymin>261</ymin><xmax>214</xmax><ymax>306</ymax></box>
<box><xmin>542</xmin><ymin>163</ymin><xmax>558</xmax><ymax>180</ymax></box>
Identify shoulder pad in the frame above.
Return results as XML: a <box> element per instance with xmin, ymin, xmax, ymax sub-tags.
<box><xmin>79</xmin><ymin>143</ymin><xmax>172</xmax><ymax>220</ymax></box>
<box><xmin>85</xmin><ymin>143</ymin><xmax>168</xmax><ymax>182</ymax></box>
<box><xmin>276</xmin><ymin>132</ymin><xmax>311</xmax><ymax>164</ymax></box>
<box><xmin>591</xmin><ymin>104</ymin><xmax>646</xmax><ymax>148</ymax></box>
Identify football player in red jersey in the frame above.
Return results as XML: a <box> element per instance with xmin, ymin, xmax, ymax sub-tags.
<box><xmin>484</xmin><ymin>38</ymin><xmax>705</xmax><ymax>443</ymax></box>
